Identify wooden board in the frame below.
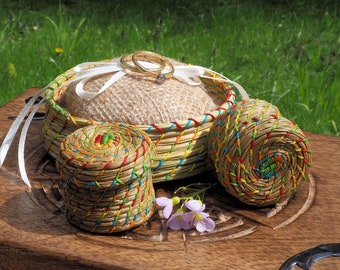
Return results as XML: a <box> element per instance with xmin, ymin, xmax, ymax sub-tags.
<box><xmin>0</xmin><ymin>88</ymin><xmax>339</xmax><ymax>269</ymax></box>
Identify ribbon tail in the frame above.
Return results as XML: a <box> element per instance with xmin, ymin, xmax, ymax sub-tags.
<box><xmin>174</xmin><ymin>65</ymin><xmax>205</xmax><ymax>86</ymax></box>
<box><xmin>0</xmin><ymin>87</ymin><xmax>46</xmax><ymax>167</ymax></box>
<box><xmin>228</xmin><ymin>80</ymin><xmax>249</xmax><ymax>100</ymax></box>
<box><xmin>74</xmin><ymin>67</ymin><xmax>126</xmax><ymax>99</ymax></box>
<box><xmin>18</xmin><ymin>96</ymin><xmax>46</xmax><ymax>188</ymax></box>
<box><xmin>100</xmin><ymin>71</ymin><xmax>126</xmax><ymax>92</ymax></box>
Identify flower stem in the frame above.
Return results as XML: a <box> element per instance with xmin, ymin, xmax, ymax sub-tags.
<box><xmin>174</xmin><ymin>182</ymin><xmax>216</xmax><ymax>202</ymax></box>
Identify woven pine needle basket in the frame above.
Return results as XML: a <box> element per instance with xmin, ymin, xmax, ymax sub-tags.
<box><xmin>56</xmin><ymin>123</ymin><xmax>155</xmax><ymax>233</ymax></box>
<box><xmin>208</xmin><ymin>99</ymin><xmax>312</xmax><ymax>207</ymax></box>
<box><xmin>43</xmin><ymin>51</ymin><xmax>242</xmax><ymax>183</ymax></box>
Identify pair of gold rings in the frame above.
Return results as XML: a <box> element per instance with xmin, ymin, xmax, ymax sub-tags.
<box><xmin>120</xmin><ymin>51</ymin><xmax>174</xmax><ymax>83</ymax></box>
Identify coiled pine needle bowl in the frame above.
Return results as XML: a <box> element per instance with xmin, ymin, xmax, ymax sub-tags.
<box><xmin>208</xmin><ymin>99</ymin><xmax>312</xmax><ymax>207</ymax></box>
<box><xmin>44</xmin><ymin>53</ymin><xmax>239</xmax><ymax>183</ymax></box>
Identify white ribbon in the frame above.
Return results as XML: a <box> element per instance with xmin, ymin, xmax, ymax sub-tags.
<box><xmin>0</xmin><ymin>57</ymin><xmax>249</xmax><ymax>188</ymax></box>
<box><xmin>0</xmin><ymin>87</ymin><xmax>47</xmax><ymax>188</ymax></box>
<box><xmin>67</xmin><ymin>60</ymin><xmax>211</xmax><ymax>99</ymax></box>
<box><xmin>18</xmin><ymin>95</ymin><xmax>46</xmax><ymax>188</ymax></box>
<box><xmin>66</xmin><ymin>59</ymin><xmax>249</xmax><ymax>100</ymax></box>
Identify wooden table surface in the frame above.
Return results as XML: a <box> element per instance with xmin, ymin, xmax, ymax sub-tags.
<box><xmin>0</xmin><ymin>88</ymin><xmax>339</xmax><ymax>270</ymax></box>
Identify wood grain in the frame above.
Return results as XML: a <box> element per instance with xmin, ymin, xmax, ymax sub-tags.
<box><xmin>0</xmin><ymin>88</ymin><xmax>339</xmax><ymax>269</ymax></box>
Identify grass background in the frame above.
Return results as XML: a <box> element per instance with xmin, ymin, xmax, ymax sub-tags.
<box><xmin>0</xmin><ymin>0</ymin><xmax>339</xmax><ymax>136</ymax></box>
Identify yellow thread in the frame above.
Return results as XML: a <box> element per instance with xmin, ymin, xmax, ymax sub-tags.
<box><xmin>69</xmin><ymin>115</ymin><xmax>79</xmax><ymax>127</ymax></box>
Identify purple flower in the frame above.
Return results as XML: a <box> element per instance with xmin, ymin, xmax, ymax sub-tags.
<box><xmin>184</xmin><ymin>200</ymin><xmax>215</xmax><ymax>232</ymax></box>
<box><xmin>166</xmin><ymin>210</ymin><xmax>194</xmax><ymax>230</ymax></box>
<box><xmin>155</xmin><ymin>196</ymin><xmax>180</xmax><ymax>219</ymax></box>
<box><xmin>156</xmin><ymin>197</ymin><xmax>215</xmax><ymax>232</ymax></box>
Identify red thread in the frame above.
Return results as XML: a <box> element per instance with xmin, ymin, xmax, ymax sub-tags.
<box><xmin>120</xmin><ymin>155</ymin><xmax>128</xmax><ymax>167</ymax></box>
<box><xmin>230</xmin><ymin>91</ymin><xmax>237</xmax><ymax>99</ymax></box>
<box><xmin>52</xmin><ymin>112</ymin><xmax>59</xmax><ymax>121</ymax></box>
<box><xmin>134</xmin><ymin>148</ymin><xmax>140</xmax><ymax>162</ymax></box>
<box><xmin>280</xmin><ymin>187</ymin><xmax>285</xmax><ymax>196</ymax></box>
<box><xmin>274</xmin><ymin>155</ymin><xmax>284</xmax><ymax>163</ymax></box>
<box><xmin>62</xmin><ymin>120</ymin><xmax>68</xmax><ymax>128</ymax></box>
<box><xmin>171</xmin><ymin>121</ymin><xmax>185</xmax><ymax>131</ymax></box>
<box><xmin>94</xmin><ymin>134</ymin><xmax>102</xmax><ymax>144</ymax></box>
<box><xmin>66</xmin><ymin>157</ymin><xmax>74</xmax><ymax>163</ymax></box>
<box><xmin>151</xmin><ymin>124</ymin><xmax>165</xmax><ymax>133</ymax></box>
<box><xmin>103</xmin><ymin>161</ymin><xmax>111</xmax><ymax>170</ymax></box>
<box><xmin>188</xmin><ymin>118</ymin><xmax>201</xmax><ymax>126</ymax></box>
<box><xmin>81</xmin><ymin>162</ymin><xmax>89</xmax><ymax>169</ymax></box>
<box><xmin>131</xmin><ymin>199</ymin><xmax>136</xmax><ymax>207</ymax></box>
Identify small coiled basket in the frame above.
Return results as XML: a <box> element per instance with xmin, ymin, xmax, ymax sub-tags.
<box><xmin>56</xmin><ymin>123</ymin><xmax>155</xmax><ymax>233</ymax></box>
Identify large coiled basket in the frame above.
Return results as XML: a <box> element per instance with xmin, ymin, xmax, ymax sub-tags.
<box><xmin>43</xmin><ymin>54</ymin><xmax>239</xmax><ymax>183</ymax></box>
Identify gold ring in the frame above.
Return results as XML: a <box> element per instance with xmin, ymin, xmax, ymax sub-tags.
<box><xmin>132</xmin><ymin>51</ymin><xmax>174</xmax><ymax>83</ymax></box>
<box><xmin>120</xmin><ymin>51</ymin><xmax>174</xmax><ymax>83</ymax></box>
<box><xmin>120</xmin><ymin>53</ymin><xmax>139</xmax><ymax>72</ymax></box>
<box><xmin>131</xmin><ymin>51</ymin><xmax>166</xmax><ymax>72</ymax></box>
<box><xmin>120</xmin><ymin>52</ymin><xmax>166</xmax><ymax>73</ymax></box>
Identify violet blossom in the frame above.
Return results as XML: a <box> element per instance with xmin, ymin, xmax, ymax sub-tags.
<box><xmin>166</xmin><ymin>210</ymin><xmax>193</xmax><ymax>230</ymax></box>
<box><xmin>155</xmin><ymin>196</ymin><xmax>180</xmax><ymax>219</ymax></box>
<box><xmin>184</xmin><ymin>199</ymin><xmax>215</xmax><ymax>232</ymax></box>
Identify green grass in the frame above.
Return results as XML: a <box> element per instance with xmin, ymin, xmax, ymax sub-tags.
<box><xmin>0</xmin><ymin>0</ymin><xmax>339</xmax><ymax>136</ymax></box>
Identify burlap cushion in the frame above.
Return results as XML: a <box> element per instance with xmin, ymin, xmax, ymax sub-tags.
<box><xmin>56</xmin><ymin>59</ymin><xmax>223</xmax><ymax>125</ymax></box>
